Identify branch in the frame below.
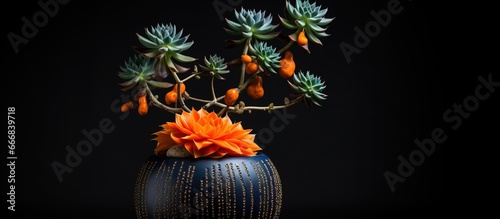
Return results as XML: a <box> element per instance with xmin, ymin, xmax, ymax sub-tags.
<box><xmin>278</xmin><ymin>29</ymin><xmax>300</xmax><ymax>53</ymax></box>
<box><xmin>239</xmin><ymin>38</ymin><xmax>251</xmax><ymax>87</ymax></box>
<box><xmin>171</xmin><ymin>71</ymin><xmax>191</xmax><ymax>112</ymax></box>
<box><xmin>202</xmin><ymin>95</ymin><xmax>225</xmax><ymax>109</ymax></box>
<box><xmin>217</xmin><ymin>94</ymin><xmax>305</xmax><ymax>114</ymax></box>
<box><xmin>180</xmin><ymin>72</ymin><xmax>200</xmax><ymax>83</ymax></box>
<box><xmin>145</xmin><ymin>83</ymin><xmax>182</xmax><ymax>114</ymax></box>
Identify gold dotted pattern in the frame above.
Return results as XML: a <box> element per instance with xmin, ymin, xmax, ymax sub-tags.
<box><xmin>134</xmin><ymin>158</ymin><xmax>282</xmax><ymax>218</ymax></box>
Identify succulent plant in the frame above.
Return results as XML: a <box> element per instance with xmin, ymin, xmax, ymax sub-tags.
<box><xmin>118</xmin><ymin>55</ymin><xmax>155</xmax><ymax>91</ymax></box>
<box><xmin>135</xmin><ymin>23</ymin><xmax>196</xmax><ymax>78</ymax></box>
<box><xmin>225</xmin><ymin>8</ymin><xmax>280</xmax><ymax>41</ymax></box>
<box><xmin>248</xmin><ymin>41</ymin><xmax>281</xmax><ymax>74</ymax></box>
<box><xmin>118</xmin><ymin>1</ymin><xmax>332</xmax><ymax>120</ymax></box>
<box><xmin>118</xmin><ymin>55</ymin><xmax>173</xmax><ymax>92</ymax></box>
<box><xmin>279</xmin><ymin>0</ymin><xmax>334</xmax><ymax>46</ymax></box>
<box><xmin>288</xmin><ymin>70</ymin><xmax>327</xmax><ymax>106</ymax></box>
<box><xmin>199</xmin><ymin>54</ymin><xmax>230</xmax><ymax>80</ymax></box>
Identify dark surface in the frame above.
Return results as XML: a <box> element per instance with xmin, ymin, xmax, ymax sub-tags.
<box><xmin>3</xmin><ymin>0</ymin><xmax>497</xmax><ymax>218</ymax></box>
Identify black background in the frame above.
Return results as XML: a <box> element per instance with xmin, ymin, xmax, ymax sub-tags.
<box><xmin>3</xmin><ymin>0</ymin><xmax>498</xmax><ymax>218</ymax></box>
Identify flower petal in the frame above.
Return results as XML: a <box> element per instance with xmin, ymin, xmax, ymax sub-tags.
<box><xmin>209</xmin><ymin>139</ymin><xmax>242</xmax><ymax>154</ymax></box>
<box><xmin>193</xmin><ymin>140</ymin><xmax>213</xmax><ymax>150</ymax></box>
<box><xmin>152</xmin><ymin>108</ymin><xmax>261</xmax><ymax>158</ymax></box>
<box><xmin>193</xmin><ymin>145</ymin><xmax>219</xmax><ymax>158</ymax></box>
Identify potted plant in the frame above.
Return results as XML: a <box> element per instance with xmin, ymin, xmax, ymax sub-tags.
<box><xmin>116</xmin><ymin>0</ymin><xmax>333</xmax><ymax>218</ymax></box>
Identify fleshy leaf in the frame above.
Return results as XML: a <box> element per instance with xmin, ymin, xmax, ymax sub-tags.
<box><xmin>172</xmin><ymin>52</ymin><xmax>197</xmax><ymax>63</ymax></box>
<box><xmin>146</xmin><ymin>80</ymin><xmax>174</xmax><ymax>89</ymax></box>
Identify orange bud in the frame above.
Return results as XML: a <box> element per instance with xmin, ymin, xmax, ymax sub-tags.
<box><xmin>224</xmin><ymin>88</ymin><xmax>239</xmax><ymax>106</ymax></box>
<box><xmin>279</xmin><ymin>51</ymin><xmax>295</xmax><ymax>79</ymax></box>
<box><xmin>120</xmin><ymin>101</ymin><xmax>134</xmax><ymax>113</ymax></box>
<box><xmin>246</xmin><ymin>76</ymin><xmax>264</xmax><ymax>100</ymax></box>
<box><xmin>165</xmin><ymin>91</ymin><xmax>178</xmax><ymax>105</ymax></box>
<box><xmin>138</xmin><ymin>95</ymin><xmax>147</xmax><ymax>104</ymax></box>
<box><xmin>138</xmin><ymin>102</ymin><xmax>148</xmax><ymax>116</ymax></box>
<box><xmin>298</xmin><ymin>30</ymin><xmax>308</xmax><ymax>46</ymax></box>
<box><xmin>241</xmin><ymin>54</ymin><xmax>252</xmax><ymax>64</ymax></box>
<box><xmin>245</xmin><ymin>62</ymin><xmax>259</xmax><ymax>74</ymax></box>
<box><xmin>172</xmin><ymin>83</ymin><xmax>186</xmax><ymax>94</ymax></box>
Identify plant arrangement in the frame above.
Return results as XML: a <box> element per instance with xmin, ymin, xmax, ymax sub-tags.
<box><xmin>117</xmin><ymin>0</ymin><xmax>333</xmax><ymax>159</ymax></box>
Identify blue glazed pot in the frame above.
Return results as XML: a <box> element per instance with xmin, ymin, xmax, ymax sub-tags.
<box><xmin>134</xmin><ymin>153</ymin><xmax>282</xmax><ymax>219</ymax></box>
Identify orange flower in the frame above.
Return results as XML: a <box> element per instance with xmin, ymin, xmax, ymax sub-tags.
<box><xmin>153</xmin><ymin>108</ymin><xmax>261</xmax><ymax>158</ymax></box>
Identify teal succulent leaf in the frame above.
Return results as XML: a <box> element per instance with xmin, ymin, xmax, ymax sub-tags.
<box><xmin>118</xmin><ymin>55</ymin><xmax>156</xmax><ymax>91</ymax></box>
<box><xmin>172</xmin><ymin>52</ymin><xmax>197</xmax><ymax>63</ymax></box>
<box><xmin>225</xmin><ymin>8</ymin><xmax>279</xmax><ymax>40</ymax></box>
<box><xmin>138</xmin><ymin>24</ymin><xmax>194</xmax><ymax>52</ymax></box>
<box><xmin>199</xmin><ymin>54</ymin><xmax>230</xmax><ymax>79</ymax></box>
<box><xmin>288</xmin><ymin>70</ymin><xmax>327</xmax><ymax>106</ymax></box>
<box><xmin>133</xmin><ymin>47</ymin><xmax>160</xmax><ymax>58</ymax></box>
<box><xmin>248</xmin><ymin>41</ymin><xmax>281</xmax><ymax>74</ymax></box>
<box><xmin>280</xmin><ymin>0</ymin><xmax>334</xmax><ymax>45</ymax></box>
<box><xmin>136</xmin><ymin>23</ymin><xmax>196</xmax><ymax>77</ymax></box>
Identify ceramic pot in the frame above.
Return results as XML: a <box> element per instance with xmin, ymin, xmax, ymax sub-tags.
<box><xmin>134</xmin><ymin>153</ymin><xmax>282</xmax><ymax>218</ymax></box>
